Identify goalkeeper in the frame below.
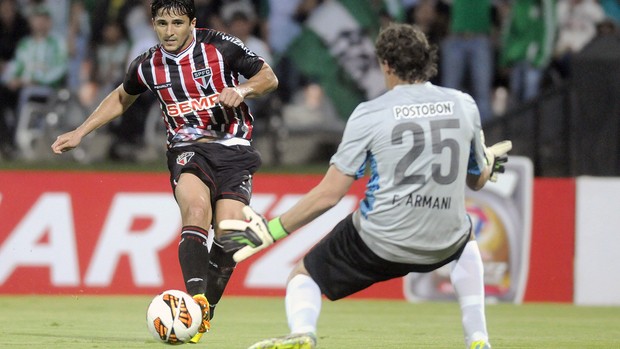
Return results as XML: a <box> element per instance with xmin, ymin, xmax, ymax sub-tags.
<box><xmin>221</xmin><ymin>23</ymin><xmax>511</xmax><ymax>349</ymax></box>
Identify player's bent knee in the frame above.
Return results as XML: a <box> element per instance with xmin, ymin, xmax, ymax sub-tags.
<box><xmin>288</xmin><ymin>259</ymin><xmax>310</xmax><ymax>283</ymax></box>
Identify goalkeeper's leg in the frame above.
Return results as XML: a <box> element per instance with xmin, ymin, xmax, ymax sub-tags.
<box><xmin>247</xmin><ymin>272</ymin><xmax>320</xmax><ymax>349</ymax></box>
<box><xmin>450</xmin><ymin>240</ymin><xmax>491</xmax><ymax>348</ymax></box>
<box><xmin>205</xmin><ymin>239</ymin><xmax>237</xmax><ymax>321</ymax></box>
<box><xmin>285</xmin><ymin>273</ymin><xmax>321</xmax><ymax>336</ymax></box>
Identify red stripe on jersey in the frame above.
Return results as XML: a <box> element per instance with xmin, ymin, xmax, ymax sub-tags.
<box><xmin>204</xmin><ymin>43</ymin><xmax>225</xmax><ymax>90</ymax></box>
<box><xmin>153</xmin><ymin>50</ymin><xmax>173</xmax><ymax>103</ymax></box>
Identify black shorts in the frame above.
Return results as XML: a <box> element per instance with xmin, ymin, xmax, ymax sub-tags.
<box><xmin>166</xmin><ymin>142</ymin><xmax>261</xmax><ymax>205</ymax></box>
<box><xmin>303</xmin><ymin>213</ymin><xmax>469</xmax><ymax>301</ymax></box>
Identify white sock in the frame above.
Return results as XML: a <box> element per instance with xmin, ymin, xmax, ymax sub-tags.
<box><xmin>285</xmin><ymin>274</ymin><xmax>322</xmax><ymax>335</ymax></box>
<box><xmin>450</xmin><ymin>241</ymin><xmax>489</xmax><ymax>347</ymax></box>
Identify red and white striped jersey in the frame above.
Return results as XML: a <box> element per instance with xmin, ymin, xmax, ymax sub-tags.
<box><xmin>123</xmin><ymin>28</ymin><xmax>265</xmax><ymax>147</ymax></box>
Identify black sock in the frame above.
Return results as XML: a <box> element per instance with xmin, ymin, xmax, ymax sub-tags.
<box><xmin>178</xmin><ymin>226</ymin><xmax>210</xmax><ymax>296</ymax></box>
<box><xmin>205</xmin><ymin>239</ymin><xmax>237</xmax><ymax>320</ymax></box>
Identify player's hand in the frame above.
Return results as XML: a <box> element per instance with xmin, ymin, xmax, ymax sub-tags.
<box><xmin>219</xmin><ymin>206</ymin><xmax>276</xmax><ymax>262</ymax></box>
<box><xmin>485</xmin><ymin>140</ymin><xmax>512</xmax><ymax>182</ymax></box>
<box><xmin>216</xmin><ymin>87</ymin><xmax>245</xmax><ymax>108</ymax></box>
<box><xmin>51</xmin><ymin>130</ymin><xmax>83</xmax><ymax>154</ymax></box>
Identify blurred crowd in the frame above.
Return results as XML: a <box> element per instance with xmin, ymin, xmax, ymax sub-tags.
<box><xmin>0</xmin><ymin>0</ymin><xmax>618</xmax><ymax>162</ymax></box>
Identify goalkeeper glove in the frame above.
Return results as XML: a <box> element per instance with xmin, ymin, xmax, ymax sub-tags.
<box><xmin>485</xmin><ymin>140</ymin><xmax>512</xmax><ymax>182</ymax></box>
<box><xmin>218</xmin><ymin>206</ymin><xmax>289</xmax><ymax>262</ymax></box>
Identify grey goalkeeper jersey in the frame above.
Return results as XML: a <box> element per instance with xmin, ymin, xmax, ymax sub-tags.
<box><xmin>330</xmin><ymin>82</ymin><xmax>487</xmax><ymax>264</ymax></box>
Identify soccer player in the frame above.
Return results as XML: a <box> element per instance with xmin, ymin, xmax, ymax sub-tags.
<box><xmin>220</xmin><ymin>23</ymin><xmax>512</xmax><ymax>349</ymax></box>
<box><xmin>51</xmin><ymin>0</ymin><xmax>278</xmax><ymax>344</ymax></box>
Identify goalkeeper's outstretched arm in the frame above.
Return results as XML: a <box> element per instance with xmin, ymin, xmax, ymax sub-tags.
<box><xmin>219</xmin><ymin>165</ymin><xmax>355</xmax><ymax>262</ymax></box>
<box><xmin>279</xmin><ymin>165</ymin><xmax>354</xmax><ymax>232</ymax></box>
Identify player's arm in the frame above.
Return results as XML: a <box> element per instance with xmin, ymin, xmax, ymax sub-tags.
<box><xmin>219</xmin><ymin>165</ymin><xmax>355</xmax><ymax>262</ymax></box>
<box><xmin>467</xmin><ymin>163</ymin><xmax>491</xmax><ymax>191</ymax></box>
<box><xmin>51</xmin><ymin>84</ymin><xmax>139</xmax><ymax>154</ymax></box>
<box><xmin>280</xmin><ymin>164</ymin><xmax>355</xmax><ymax>231</ymax></box>
<box><xmin>218</xmin><ymin>62</ymin><xmax>278</xmax><ymax>108</ymax></box>
<box><xmin>466</xmin><ymin>140</ymin><xmax>512</xmax><ymax>191</ymax></box>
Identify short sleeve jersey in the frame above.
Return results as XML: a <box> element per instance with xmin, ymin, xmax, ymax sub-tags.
<box><xmin>330</xmin><ymin>82</ymin><xmax>487</xmax><ymax>264</ymax></box>
<box><xmin>123</xmin><ymin>28</ymin><xmax>265</xmax><ymax>147</ymax></box>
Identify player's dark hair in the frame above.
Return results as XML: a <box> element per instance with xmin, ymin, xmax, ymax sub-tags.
<box><xmin>151</xmin><ymin>0</ymin><xmax>196</xmax><ymax>21</ymax></box>
<box><xmin>375</xmin><ymin>23</ymin><xmax>438</xmax><ymax>83</ymax></box>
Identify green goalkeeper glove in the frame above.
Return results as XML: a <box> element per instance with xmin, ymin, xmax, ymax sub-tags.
<box><xmin>485</xmin><ymin>140</ymin><xmax>512</xmax><ymax>182</ymax></box>
<box><xmin>218</xmin><ymin>206</ymin><xmax>289</xmax><ymax>262</ymax></box>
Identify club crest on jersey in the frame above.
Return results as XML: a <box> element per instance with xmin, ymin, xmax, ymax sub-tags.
<box><xmin>176</xmin><ymin>152</ymin><xmax>195</xmax><ymax>166</ymax></box>
<box><xmin>193</xmin><ymin>68</ymin><xmax>212</xmax><ymax>88</ymax></box>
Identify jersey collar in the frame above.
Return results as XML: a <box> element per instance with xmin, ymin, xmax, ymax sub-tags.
<box><xmin>393</xmin><ymin>81</ymin><xmax>432</xmax><ymax>90</ymax></box>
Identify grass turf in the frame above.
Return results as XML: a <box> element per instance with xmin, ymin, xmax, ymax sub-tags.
<box><xmin>1</xmin><ymin>295</ymin><xmax>618</xmax><ymax>348</ymax></box>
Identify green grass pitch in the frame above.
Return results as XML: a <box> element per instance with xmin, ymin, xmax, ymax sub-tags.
<box><xmin>1</xmin><ymin>295</ymin><xmax>619</xmax><ymax>348</ymax></box>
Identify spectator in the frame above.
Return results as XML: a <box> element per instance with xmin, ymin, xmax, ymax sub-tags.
<box><xmin>258</xmin><ymin>0</ymin><xmax>304</xmax><ymax>104</ymax></box>
<box><xmin>22</xmin><ymin>0</ymin><xmax>70</xmax><ymax>35</ymax></box>
<box><xmin>90</xmin><ymin>20</ymin><xmax>129</xmax><ymax>103</ymax></box>
<box><xmin>552</xmin><ymin>0</ymin><xmax>605</xmax><ymax>78</ymax></box>
<box><xmin>407</xmin><ymin>0</ymin><xmax>450</xmax><ymax>45</ymax></box>
<box><xmin>195</xmin><ymin>0</ymin><xmax>225</xmax><ymax>31</ymax></box>
<box><xmin>498</xmin><ymin>0</ymin><xmax>556</xmax><ymax>107</ymax></box>
<box><xmin>440</xmin><ymin>0</ymin><xmax>496</xmax><ymax>124</ymax></box>
<box><xmin>4</xmin><ymin>5</ymin><xmax>68</xmax><ymax>95</ymax></box>
<box><xmin>406</xmin><ymin>0</ymin><xmax>450</xmax><ymax>85</ymax></box>
<box><xmin>0</xmin><ymin>4</ymin><xmax>67</xmax><ymax>156</ymax></box>
<box><xmin>260</xmin><ymin>0</ymin><xmax>303</xmax><ymax>57</ymax></box>
<box><xmin>106</xmin><ymin>0</ymin><xmax>157</xmax><ymax>161</ymax></box>
<box><xmin>0</xmin><ymin>0</ymin><xmax>30</xmax><ymax>158</ymax></box>
<box><xmin>0</xmin><ymin>0</ymin><xmax>30</xmax><ymax>71</ymax></box>
<box><xmin>66</xmin><ymin>0</ymin><xmax>91</xmax><ymax>94</ymax></box>
<box><xmin>222</xmin><ymin>1</ymin><xmax>273</xmax><ymax>68</ymax></box>
<box><xmin>124</xmin><ymin>0</ymin><xmax>158</xmax><ymax>61</ymax></box>
<box><xmin>89</xmin><ymin>0</ymin><xmax>139</xmax><ymax>47</ymax></box>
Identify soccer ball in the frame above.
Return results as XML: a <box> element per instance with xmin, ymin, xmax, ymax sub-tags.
<box><xmin>146</xmin><ymin>289</ymin><xmax>202</xmax><ymax>344</ymax></box>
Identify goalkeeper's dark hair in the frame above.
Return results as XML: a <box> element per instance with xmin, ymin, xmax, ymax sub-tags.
<box><xmin>375</xmin><ymin>23</ymin><xmax>438</xmax><ymax>83</ymax></box>
<box><xmin>151</xmin><ymin>0</ymin><xmax>196</xmax><ymax>21</ymax></box>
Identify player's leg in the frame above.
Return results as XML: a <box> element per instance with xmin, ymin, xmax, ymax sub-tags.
<box><xmin>204</xmin><ymin>240</ymin><xmax>234</xmax><ymax>320</ymax></box>
<box><xmin>247</xmin><ymin>213</ymin><xmax>396</xmax><ymax>349</ymax></box>
<box><xmin>174</xmin><ymin>172</ymin><xmax>213</xmax><ymax>337</ymax></box>
<box><xmin>248</xmin><ymin>262</ymin><xmax>319</xmax><ymax>349</ymax></box>
<box><xmin>205</xmin><ymin>143</ymin><xmax>261</xmax><ymax>321</ymax></box>
<box><xmin>450</xmin><ymin>238</ymin><xmax>491</xmax><ymax>348</ymax></box>
<box><xmin>285</xmin><ymin>263</ymin><xmax>321</xmax><ymax>339</ymax></box>
<box><xmin>176</xmin><ymin>172</ymin><xmax>213</xmax><ymax>295</ymax></box>
<box><xmin>206</xmin><ymin>198</ymin><xmax>248</xmax><ymax>321</ymax></box>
